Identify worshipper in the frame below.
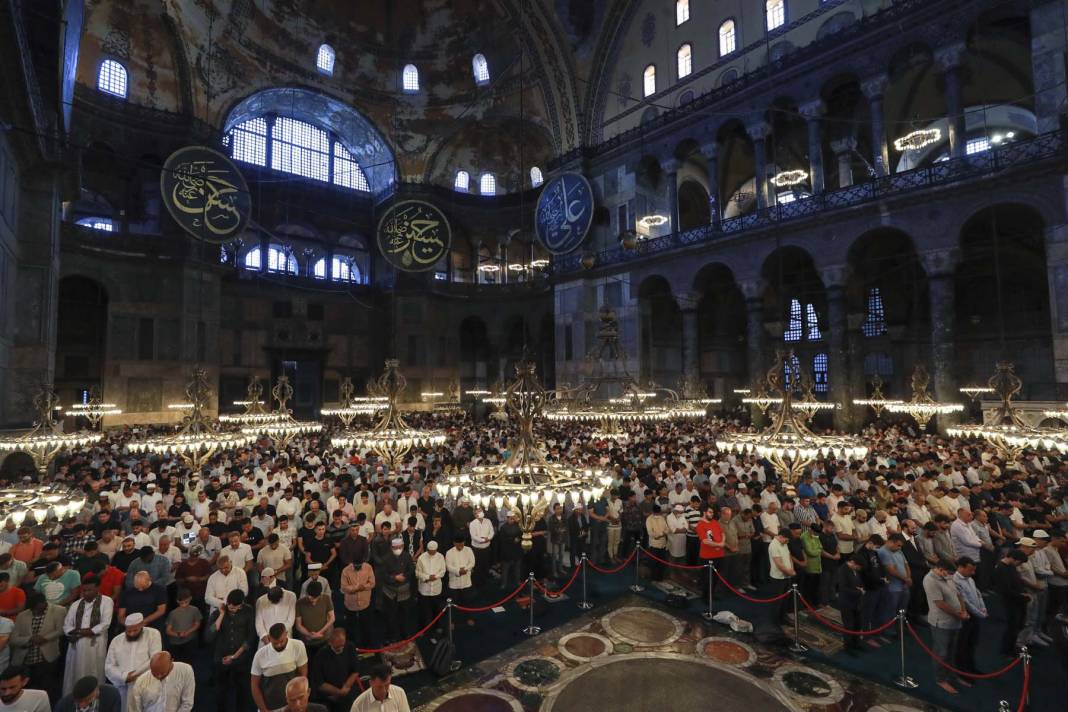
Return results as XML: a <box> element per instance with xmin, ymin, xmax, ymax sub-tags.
<box><xmin>994</xmin><ymin>549</ymin><xmax>1032</xmax><ymax>656</ymax></box>
<box><xmin>257</xmin><ymin>577</ymin><xmax>298</xmax><ymax>646</ymax></box>
<box><xmin>731</xmin><ymin>508</ymin><xmax>756</xmax><ymax>591</ymax></box>
<box><xmin>547</xmin><ymin>503</ymin><xmax>568</xmax><ymax>579</ymax></box>
<box><xmin>952</xmin><ymin>556</ymin><xmax>988</xmax><ymax>675</ymax></box>
<box><xmin>496</xmin><ymin>512</ymin><xmax>523</xmax><ymax>591</ymax></box>
<box><xmin>0</xmin><ymin>666</ymin><xmax>50</xmax><ymax>712</ymax></box>
<box><xmin>339</xmin><ymin>554</ymin><xmax>375</xmax><ymax>649</ymax></box>
<box><xmin>126</xmin><ymin>652</ymin><xmax>194</xmax><ymax>712</ymax></box>
<box><xmin>568</xmin><ymin>503</ymin><xmax>590</xmax><ymax>569</ymax></box>
<box><xmin>104</xmin><ymin>612</ymin><xmax>163</xmax><ymax>710</ymax></box>
<box><xmin>767</xmin><ymin>529</ymin><xmax>795</xmax><ymax>626</ymax></box>
<box><xmin>34</xmin><ymin>560</ymin><xmax>79</xmax><ymax>607</ymax></box>
<box><xmin>295</xmin><ymin>581</ymin><xmax>335</xmax><ymax>652</ymax></box>
<box><xmin>309</xmin><ymin>629</ymin><xmax>362</xmax><ymax>712</ymax></box>
<box><xmin>205</xmin><ymin>555</ymin><xmax>249</xmax><ymax>612</ymax></box>
<box><xmin>209</xmin><ymin>589</ymin><xmax>256</xmax><ymax>712</ymax></box>
<box><xmin>665</xmin><ymin>504</ymin><xmax>689</xmax><ymax>564</ymax></box>
<box><xmin>349</xmin><ymin>663</ymin><xmax>410</xmax><ymax>712</ymax></box>
<box><xmin>835</xmin><ymin>555</ymin><xmax>866</xmax><ymax>653</ymax></box>
<box><xmin>164</xmin><ymin>588</ymin><xmax>202</xmax><ymax>663</ymax></box>
<box><xmin>695</xmin><ymin>506</ymin><xmax>725</xmax><ymax>601</ymax></box>
<box><xmin>117</xmin><ymin>570</ymin><xmax>168</xmax><ymax>631</ymax></box>
<box><xmin>857</xmin><ymin>534</ymin><xmax>888</xmax><ymax>639</ymax></box>
<box><xmin>605</xmin><ymin>490</ymin><xmax>623</xmax><ymax>563</ymax></box>
<box><xmin>301</xmin><ymin>563</ymin><xmax>334</xmax><ymax>599</ymax></box>
<box><xmin>10</xmin><ymin>592</ymin><xmax>64</xmax><ymax>705</ymax></box>
<box><xmin>283</xmin><ymin>676</ymin><xmax>328</xmax><ymax>712</ymax></box>
<box><xmin>923</xmin><ymin>559</ymin><xmax>970</xmax><ymax>695</ymax></box>
<box><xmin>174</xmin><ymin>546</ymin><xmax>212</xmax><ymax>608</ymax></box>
<box><xmin>259</xmin><ymin>533</ymin><xmax>294</xmax><ymax>588</ymax></box>
<box><xmin>11</xmin><ymin>528</ymin><xmax>43</xmax><ymax>565</ymax></box>
<box><xmin>445</xmin><ymin>534</ymin><xmax>476</xmax><ymax>625</ymax></box>
<box><xmin>54</xmin><ymin>676</ymin><xmax>122</xmax><ymax>712</ymax></box>
<box><xmin>468</xmin><ymin>507</ymin><xmax>494</xmax><ymax>590</ymax></box>
<box><xmin>375</xmin><ymin>538</ymin><xmax>414</xmax><ymax>643</ymax></box>
<box><xmin>800</xmin><ymin>523</ymin><xmax>823</xmax><ymax>606</ymax></box>
<box><xmin>878</xmin><ymin>533</ymin><xmax>911</xmax><ymax>627</ymax></box>
<box><xmin>62</xmin><ymin>576</ymin><xmax>114</xmax><ymax>697</ymax></box>
<box><xmin>645</xmin><ymin>505</ymin><xmax>670</xmax><ymax>581</ymax></box>
<box><xmin>251</xmin><ymin>623</ymin><xmax>309</xmax><ymax>712</ymax></box>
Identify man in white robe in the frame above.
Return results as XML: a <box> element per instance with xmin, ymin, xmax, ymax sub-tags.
<box><xmin>62</xmin><ymin>577</ymin><xmax>114</xmax><ymax>697</ymax></box>
<box><xmin>105</xmin><ymin>613</ymin><xmax>163</xmax><ymax>710</ymax></box>
<box><xmin>127</xmin><ymin>651</ymin><xmax>195</xmax><ymax>712</ymax></box>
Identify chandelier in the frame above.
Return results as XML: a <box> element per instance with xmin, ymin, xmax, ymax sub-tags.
<box><xmin>241</xmin><ymin>376</ymin><xmax>322</xmax><ymax>447</ymax></box>
<box><xmin>0</xmin><ymin>387</ymin><xmax>102</xmax><ymax>472</ymax></box>
<box><xmin>128</xmin><ymin>367</ymin><xmax>252</xmax><ymax>470</ymax></box>
<box><xmin>219</xmin><ymin>377</ymin><xmax>288</xmax><ymax>425</ymax></box>
<box><xmin>852</xmin><ymin>375</ymin><xmax>902</xmax><ymax>417</ymax></box>
<box><xmin>321</xmin><ymin>377</ymin><xmax>386</xmax><ymax>427</ymax></box>
<box><xmin>0</xmin><ymin>484</ymin><xmax>87</xmax><ymax>529</ymax></box>
<box><xmin>438</xmin><ymin>361</ymin><xmax>609</xmax><ymax>550</ymax></box>
<box><xmin>64</xmin><ymin>388</ymin><xmax>121</xmax><ymax>430</ymax></box>
<box><xmin>884</xmin><ymin>364</ymin><xmax>963</xmax><ymax>430</ymax></box>
<box><xmin>893</xmin><ymin>128</ymin><xmax>941</xmax><ymax>152</ymax></box>
<box><xmin>770</xmin><ymin>169</ymin><xmax>808</xmax><ymax>188</ymax></box>
<box><xmin>789</xmin><ymin>370</ymin><xmax>838</xmax><ymax>422</ymax></box>
<box><xmin>947</xmin><ymin>361</ymin><xmax>1068</xmax><ymax>458</ymax></box>
<box><xmin>331</xmin><ymin>359</ymin><xmax>446</xmax><ymax>468</ymax></box>
<box><xmin>741</xmin><ymin>377</ymin><xmax>782</xmax><ymax>416</ymax></box>
<box><xmin>717</xmin><ymin>352</ymin><xmax>868</xmax><ymax>484</ymax></box>
<box><xmin>959</xmin><ymin>385</ymin><xmax>994</xmax><ymax>403</ymax></box>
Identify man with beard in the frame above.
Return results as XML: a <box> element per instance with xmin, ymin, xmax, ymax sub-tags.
<box><xmin>0</xmin><ymin>666</ymin><xmax>50</xmax><ymax>712</ymax></box>
<box><xmin>53</xmin><ymin>676</ymin><xmax>122</xmax><ymax>712</ymax></box>
<box><xmin>104</xmin><ymin>613</ymin><xmax>163</xmax><ymax>710</ymax></box>
<box><xmin>62</xmin><ymin>576</ymin><xmax>114</xmax><ymax>697</ymax></box>
<box><xmin>375</xmin><ymin>539</ymin><xmax>414</xmax><ymax>644</ymax></box>
<box><xmin>251</xmin><ymin>623</ymin><xmax>309</xmax><ymax>712</ymax></box>
<box><xmin>210</xmin><ymin>590</ymin><xmax>256</xmax><ymax>712</ymax></box>
<box><xmin>309</xmin><ymin>629</ymin><xmax>362</xmax><ymax>712</ymax></box>
<box><xmin>496</xmin><ymin>512</ymin><xmax>523</xmax><ymax>592</ymax></box>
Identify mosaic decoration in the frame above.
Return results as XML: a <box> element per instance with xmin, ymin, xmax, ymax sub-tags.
<box><xmin>534</xmin><ymin>172</ymin><xmax>594</xmax><ymax>255</ymax></box>
<box><xmin>376</xmin><ymin>200</ymin><xmax>452</xmax><ymax>272</ymax></box>
<box><xmin>773</xmin><ymin>663</ymin><xmax>845</xmax><ymax>705</ymax></box>
<box><xmin>558</xmin><ymin>632</ymin><xmax>614</xmax><ymax>663</ymax></box>
<box><xmin>504</xmin><ymin>656</ymin><xmax>566</xmax><ymax>693</ymax></box>
<box><xmin>160</xmin><ymin>146</ymin><xmax>251</xmax><ymax>243</ymax></box>
<box><xmin>427</xmin><ymin>688</ymin><xmax>522</xmax><ymax>712</ymax></box>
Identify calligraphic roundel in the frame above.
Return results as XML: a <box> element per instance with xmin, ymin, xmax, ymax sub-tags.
<box><xmin>376</xmin><ymin>200</ymin><xmax>452</xmax><ymax>272</ymax></box>
<box><xmin>160</xmin><ymin>146</ymin><xmax>251</xmax><ymax>243</ymax></box>
<box><xmin>535</xmin><ymin>172</ymin><xmax>594</xmax><ymax>255</ymax></box>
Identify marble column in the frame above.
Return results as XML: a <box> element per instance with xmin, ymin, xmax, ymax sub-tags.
<box><xmin>741</xmin><ymin>279</ymin><xmax>766</xmax><ymax>425</ymax></box>
<box><xmin>700</xmin><ymin>143</ymin><xmax>720</xmax><ymax>225</ymax></box>
<box><xmin>1045</xmin><ymin>224</ymin><xmax>1068</xmax><ymax>398</ymax></box>
<box><xmin>678</xmin><ymin>291</ymin><xmax>700</xmax><ymax>383</ymax></box>
<box><xmin>663</xmin><ymin>159</ymin><xmax>680</xmax><ymax>234</ymax></box>
<box><xmin>800</xmin><ymin>100</ymin><xmax>826</xmax><ymax>194</ymax></box>
<box><xmin>861</xmin><ymin>74</ymin><xmax>890</xmax><ymax>176</ymax></box>
<box><xmin>745</xmin><ymin>121</ymin><xmax>770</xmax><ymax>210</ymax></box>
<box><xmin>1029</xmin><ymin>2</ymin><xmax>1068</xmax><ymax>133</ymax></box>
<box><xmin>830</xmin><ymin>137</ymin><xmax>857</xmax><ymax>188</ymax></box>
<box><xmin>936</xmin><ymin>43</ymin><xmax>967</xmax><ymax>159</ymax></box>
<box><xmin>921</xmin><ymin>248</ymin><xmax>961</xmax><ymax>429</ymax></box>
<box><xmin>821</xmin><ymin>265</ymin><xmax>853</xmax><ymax>431</ymax></box>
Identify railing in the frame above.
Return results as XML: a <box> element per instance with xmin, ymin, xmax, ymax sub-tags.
<box><xmin>554</xmin><ymin>129</ymin><xmax>1066</xmax><ymax>274</ymax></box>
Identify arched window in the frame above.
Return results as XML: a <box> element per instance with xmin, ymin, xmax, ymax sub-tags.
<box><xmin>785</xmin><ymin>299</ymin><xmax>803</xmax><ymax>342</ymax></box>
<box><xmin>333</xmin><ymin>142</ymin><xmax>370</xmax><ymax>191</ymax></box>
<box><xmin>472</xmin><ymin>54</ymin><xmax>490</xmax><ymax>85</ymax></box>
<box><xmin>402</xmin><ymin>64</ymin><xmax>420</xmax><ymax>93</ymax></box>
<box><xmin>480</xmin><ymin>173</ymin><xmax>496</xmax><ymax>196</ymax></box>
<box><xmin>219</xmin><ymin>245</ymin><xmax>230</xmax><ymax>264</ymax></box>
<box><xmin>784</xmin><ymin>298</ymin><xmax>821</xmax><ymax>341</ymax></box>
<box><xmin>312</xmin><ymin>256</ymin><xmax>364</xmax><ymax>283</ymax></box>
<box><xmin>244</xmin><ymin>247</ymin><xmax>262</xmax><ymax>270</ymax></box>
<box><xmin>97</xmin><ymin>59</ymin><xmax>128</xmax><ymax>98</ymax></box>
<box><xmin>454</xmin><ymin>170</ymin><xmax>470</xmax><ymax>192</ymax></box>
<box><xmin>718</xmin><ymin>20</ymin><xmax>737</xmax><ymax>56</ymax></box>
<box><xmin>806</xmin><ymin>303</ymin><xmax>822</xmax><ymax>340</ymax></box>
<box><xmin>676</xmin><ymin>0</ymin><xmax>690</xmax><ymax>25</ymax></box>
<box><xmin>766</xmin><ymin>0</ymin><xmax>786</xmax><ymax>31</ymax></box>
<box><xmin>228</xmin><ymin>117</ymin><xmax>268</xmax><ymax>166</ymax></box>
<box><xmin>316</xmin><ymin>44</ymin><xmax>336</xmax><ymax>75</ymax></box>
<box><xmin>530</xmin><ymin>167</ymin><xmax>544</xmax><ymax>187</ymax></box>
<box><xmin>677</xmin><ymin>44</ymin><xmax>692</xmax><ymax>79</ymax></box>
<box><xmin>783</xmin><ymin>352</ymin><xmax>802</xmax><ymax>390</ymax></box>
<box><xmin>862</xmin><ymin>287</ymin><xmax>888</xmax><ymax>337</ymax></box>
<box><xmin>643</xmin><ymin>65</ymin><xmax>656</xmax><ymax>98</ymax></box>
<box><xmin>813</xmin><ymin>353</ymin><xmax>829</xmax><ymax>393</ymax></box>
<box><xmin>863</xmin><ymin>352</ymin><xmax>893</xmax><ymax>377</ymax></box>
<box><xmin>75</xmin><ymin>217</ymin><xmax>114</xmax><ymax>232</ymax></box>
<box><xmin>266</xmin><ymin>245</ymin><xmax>298</xmax><ymax>275</ymax></box>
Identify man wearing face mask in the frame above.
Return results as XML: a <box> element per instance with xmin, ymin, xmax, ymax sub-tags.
<box><xmin>375</xmin><ymin>538</ymin><xmax>414</xmax><ymax>644</ymax></box>
<box><xmin>54</xmin><ymin>675</ymin><xmax>122</xmax><ymax>712</ymax></box>
<box><xmin>467</xmin><ymin>508</ymin><xmax>494</xmax><ymax>592</ymax></box>
<box><xmin>104</xmin><ymin>613</ymin><xmax>162</xmax><ymax>710</ymax></box>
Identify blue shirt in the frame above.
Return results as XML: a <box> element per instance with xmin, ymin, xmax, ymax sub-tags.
<box><xmin>877</xmin><ymin>546</ymin><xmax>909</xmax><ymax>592</ymax></box>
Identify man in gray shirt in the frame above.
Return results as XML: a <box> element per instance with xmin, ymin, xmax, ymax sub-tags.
<box><xmin>922</xmin><ymin>560</ymin><xmax>969</xmax><ymax>695</ymax></box>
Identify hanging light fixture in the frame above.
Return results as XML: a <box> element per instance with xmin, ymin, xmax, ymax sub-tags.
<box><xmin>219</xmin><ymin>376</ymin><xmax>289</xmax><ymax>425</ymax></box>
<box><xmin>741</xmin><ymin>377</ymin><xmax>782</xmax><ymax>416</ymax></box>
<box><xmin>64</xmin><ymin>387</ymin><xmax>121</xmax><ymax>431</ymax></box>
<box><xmin>959</xmin><ymin>385</ymin><xmax>995</xmax><ymax>403</ymax></box>
<box><xmin>0</xmin><ymin>387</ymin><xmax>102</xmax><ymax>472</ymax></box>
<box><xmin>128</xmin><ymin>367</ymin><xmax>252</xmax><ymax>470</ymax></box>
<box><xmin>331</xmin><ymin>359</ymin><xmax>446</xmax><ymax>469</ymax></box>
<box><xmin>852</xmin><ymin>375</ymin><xmax>902</xmax><ymax>417</ymax></box>
<box><xmin>769</xmin><ymin>169</ymin><xmax>808</xmax><ymax>188</ymax></box>
<box><xmin>718</xmin><ymin>351</ymin><xmax>868</xmax><ymax>484</ymax></box>
<box><xmin>321</xmin><ymin>377</ymin><xmax>386</xmax><ymax>428</ymax></box>
<box><xmin>438</xmin><ymin>361</ymin><xmax>609</xmax><ymax>550</ymax></box>
<box><xmin>241</xmin><ymin>375</ymin><xmax>322</xmax><ymax>447</ymax></box>
<box><xmin>790</xmin><ymin>370</ymin><xmax>838</xmax><ymax>422</ymax></box>
<box><xmin>885</xmin><ymin>364</ymin><xmax>964</xmax><ymax>430</ymax></box>
<box><xmin>893</xmin><ymin>128</ymin><xmax>942</xmax><ymax>152</ymax></box>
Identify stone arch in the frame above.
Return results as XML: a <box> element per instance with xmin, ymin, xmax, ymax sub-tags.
<box><xmin>677</xmin><ymin>181</ymin><xmax>710</xmax><ymax>232</ymax></box>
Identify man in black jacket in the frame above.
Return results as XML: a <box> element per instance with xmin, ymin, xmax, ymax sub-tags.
<box><xmin>497</xmin><ymin>512</ymin><xmax>524</xmax><ymax>591</ymax></box>
<box><xmin>858</xmin><ymin>534</ymin><xmax>888</xmax><ymax>640</ymax></box>
<box><xmin>209</xmin><ymin>589</ymin><xmax>257</xmax><ymax>712</ymax></box>
<box><xmin>994</xmin><ymin>549</ymin><xmax>1031</xmax><ymax>655</ymax></box>
<box><xmin>568</xmin><ymin>504</ymin><xmax>590</xmax><ymax>568</ymax></box>
<box><xmin>835</xmin><ymin>555</ymin><xmax>866</xmax><ymax>652</ymax></box>
<box><xmin>901</xmin><ymin>520</ymin><xmax>929</xmax><ymax>620</ymax></box>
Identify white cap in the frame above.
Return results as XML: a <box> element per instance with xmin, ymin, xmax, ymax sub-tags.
<box><xmin>308</xmin><ymin>563</ymin><xmax>322</xmax><ymax>571</ymax></box>
<box><xmin>1017</xmin><ymin>537</ymin><xmax>1037</xmax><ymax>547</ymax></box>
<box><xmin>391</xmin><ymin>538</ymin><xmax>403</xmax><ymax>547</ymax></box>
<box><xmin>124</xmin><ymin>613</ymin><xmax>144</xmax><ymax>627</ymax></box>
<box><xmin>261</xmin><ymin>567</ymin><xmax>276</xmax><ymax>577</ymax></box>
<box><xmin>182</xmin><ymin>513</ymin><xmax>194</xmax><ymax>523</ymax></box>
<box><xmin>1033</xmin><ymin>530</ymin><xmax>1050</xmax><ymax>539</ymax></box>
<box><xmin>427</xmin><ymin>540</ymin><xmax>439</xmax><ymax>551</ymax></box>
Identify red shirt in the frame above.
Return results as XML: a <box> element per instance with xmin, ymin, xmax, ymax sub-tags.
<box><xmin>0</xmin><ymin>587</ymin><xmax>25</xmax><ymax>620</ymax></box>
<box><xmin>695</xmin><ymin>519</ymin><xmax>725</xmax><ymax>559</ymax></box>
<box><xmin>10</xmin><ymin>539</ymin><xmax>42</xmax><ymax>564</ymax></box>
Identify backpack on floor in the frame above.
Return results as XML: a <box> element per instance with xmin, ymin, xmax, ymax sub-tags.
<box><xmin>428</xmin><ymin>638</ymin><xmax>456</xmax><ymax>677</ymax></box>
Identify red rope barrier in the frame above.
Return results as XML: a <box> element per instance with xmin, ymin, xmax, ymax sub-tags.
<box><xmin>712</xmin><ymin>567</ymin><xmax>792</xmax><ymax>603</ymax></box>
<box><xmin>587</xmin><ymin>549</ymin><xmax>636</xmax><ymax>574</ymax></box>
<box><xmin>906</xmin><ymin>623</ymin><xmax>1023</xmax><ymax>680</ymax></box>
<box><xmin>355</xmin><ymin>606</ymin><xmax>447</xmax><ymax>654</ymax></box>
<box><xmin>534</xmin><ymin>562</ymin><xmax>583</xmax><ymax>596</ymax></box>
<box><xmin>1016</xmin><ymin>658</ymin><xmax>1030</xmax><ymax>712</ymax></box>
<box><xmin>452</xmin><ymin>579</ymin><xmax>528</xmax><ymax>613</ymax></box>
<box><xmin>798</xmin><ymin>595</ymin><xmax>897</xmax><ymax>636</ymax></box>
<box><xmin>640</xmin><ymin>547</ymin><xmax>706</xmax><ymax>570</ymax></box>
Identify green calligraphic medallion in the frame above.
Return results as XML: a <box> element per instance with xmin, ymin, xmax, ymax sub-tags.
<box><xmin>160</xmin><ymin>146</ymin><xmax>251</xmax><ymax>243</ymax></box>
<box><xmin>376</xmin><ymin>200</ymin><xmax>452</xmax><ymax>272</ymax></box>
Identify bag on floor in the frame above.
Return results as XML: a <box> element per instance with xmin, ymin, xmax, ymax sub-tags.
<box><xmin>429</xmin><ymin>638</ymin><xmax>456</xmax><ymax>677</ymax></box>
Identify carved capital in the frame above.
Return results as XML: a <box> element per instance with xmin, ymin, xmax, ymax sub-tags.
<box><xmin>699</xmin><ymin>142</ymin><xmax>719</xmax><ymax>160</ymax></box>
<box><xmin>919</xmin><ymin>248</ymin><xmax>960</xmax><ymax>278</ymax></box>
<box><xmin>738</xmin><ymin>278</ymin><xmax>765</xmax><ymax>301</ymax></box>
<box><xmin>861</xmin><ymin>74</ymin><xmax>889</xmax><ymax>100</ymax></box>
<box><xmin>798</xmin><ymin>99</ymin><xmax>825</xmax><ymax>121</ymax></box>
<box><xmin>934</xmin><ymin>42</ymin><xmax>967</xmax><ymax>72</ymax></box>
<box><xmin>819</xmin><ymin>264</ymin><xmax>850</xmax><ymax>289</ymax></box>
<box><xmin>745</xmin><ymin>121</ymin><xmax>771</xmax><ymax>142</ymax></box>
<box><xmin>661</xmin><ymin>157</ymin><xmax>680</xmax><ymax>175</ymax></box>
<box><xmin>830</xmin><ymin>137</ymin><xmax>858</xmax><ymax>155</ymax></box>
<box><xmin>676</xmin><ymin>290</ymin><xmax>701</xmax><ymax>312</ymax></box>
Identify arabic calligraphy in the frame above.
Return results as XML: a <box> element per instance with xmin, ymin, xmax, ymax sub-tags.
<box><xmin>376</xmin><ymin>200</ymin><xmax>452</xmax><ymax>272</ymax></box>
<box><xmin>535</xmin><ymin>173</ymin><xmax>594</xmax><ymax>255</ymax></box>
<box><xmin>160</xmin><ymin>146</ymin><xmax>251</xmax><ymax>243</ymax></box>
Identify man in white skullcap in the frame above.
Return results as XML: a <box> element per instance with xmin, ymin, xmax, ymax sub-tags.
<box><xmin>256</xmin><ymin>568</ymin><xmax>297</xmax><ymax>646</ymax></box>
<box><xmin>415</xmin><ymin>539</ymin><xmax>446</xmax><ymax>637</ymax></box>
<box><xmin>665</xmin><ymin>504</ymin><xmax>689</xmax><ymax>562</ymax></box>
<box><xmin>104</xmin><ymin>612</ymin><xmax>162</xmax><ymax>710</ymax></box>
<box><xmin>300</xmin><ymin>562</ymin><xmax>333</xmax><ymax>598</ymax></box>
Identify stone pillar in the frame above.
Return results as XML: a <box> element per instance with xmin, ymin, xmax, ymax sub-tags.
<box><xmin>745</xmin><ymin>121</ymin><xmax>770</xmax><ymax>210</ymax></box>
<box><xmin>677</xmin><ymin>291</ymin><xmax>700</xmax><ymax>384</ymax></box>
<box><xmin>921</xmin><ymin>248</ymin><xmax>961</xmax><ymax>428</ymax></box>
<box><xmin>1030</xmin><ymin>2</ymin><xmax>1068</xmax><ymax>133</ymax></box>
<box><xmin>663</xmin><ymin>159</ymin><xmax>680</xmax><ymax>234</ymax></box>
<box><xmin>936</xmin><ymin>43</ymin><xmax>967</xmax><ymax>160</ymax></box>
<box><xmin>700</xmin><ymin>143</ymin><xmax>720</xmax><ymax>225</ymax></box>
<box><xmin>800</xmin><ymin>100</ymin><xmax>826</xmax><ymax>194</ymax></box>
<box><xmin>821</xmin><ymin>265</ymin><xmax>853</xmax><ymax>431</ymax></box>
<box><xmin>861</xmin><ymin>74</ymin><xmax>890</xmax><ymax>176</ymax></box>
<box><xmin>1045</xmin><ymin>224</ymin><xmax>1068</xmax><ymax>398</ymax></box>
<box><xmin>830</xmin><ymin>137</ymin><xmax>857</xmax><ymax>188</ymax></box>
<box><xmin>740</xmin><ymin>279</ymin><xmax>766</xmax><ymax>425</ymax></box>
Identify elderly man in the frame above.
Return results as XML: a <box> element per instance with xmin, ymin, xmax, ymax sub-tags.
<box><xmin>125</xmin><ymin>545</ymin><xmax>172</xmax><ymax>590</ymax></box>
<box><xmin>349</xmin><ymin>663</ymin><xmax>409</xmax><ymax>712</ymax></box>
<box><xmin>54</xmin><ymin>676</ymin><xmax>122</xmax><ymax>712</ymax></box>
<box><xmin>62</xmin><ymin>576</ymin><xmax>114</xmax><ymax>697</ymax></box>
<box><xmin>118</xmin><ymin>570</ymin><xmax>168</xmax><ymax>631</ymax></box>
<box><xmin>127</xmin><ymin>651</ymin><xmax>195</xmax><ymax>712</ymax></box>
<box><xmin>104</xmin><ymin>613</ymin><xmax>163</xmax><ymax>710</ymax></box>
<box><xmin>282</xmin><ymin>676</ymin><xmax>328</xmax><ymax>712</ymax></box>
<box><xmin>205</xmin><ymin>555</ymin><xmax>249</xmax><ymax>612</ymax></box>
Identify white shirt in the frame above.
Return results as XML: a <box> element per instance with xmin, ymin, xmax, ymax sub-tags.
<box><xmin>350</xmin><ymin>685</ymin><xmax>411</xmax><ymax>712</ymax></box>
<box><xmin>222</xmin><ymin>543</ymin><xmax>254</xmax><ymax>570</ymax></box>
<box><xmin>205</xmin><ymin>567</ymin><xmax>249</xmax><ymax>611</ymax></box>
<box><xmin>468</xmin><ymin>518</ymin><xmax>494</xmax><ymax>549</ymax></box>
<box><xmin>415</xmin><ymin>552</ymin><xmax>446</xmax><ymax>596</ymax></box>
<box><xmin>276</xmin><ymin>497</ymin><xmax>301</xmax><ymax>521</ymax></box>
<box><xmin>250</xmin><ymin>637</ymin><xmax>307</xmax><ymax>679</ymax></box>
<box><xmin>0</xmin><ymin>689</ymin><xmax>50</xmax><ymax>712</ymax></box>
<box><xmin>127</xmin><ymin>660</ymin><xmax>195</xmax><ymax>712</ymax></box>
<box><xmin>445</xmin><ymin>546</ymin><xmax>475</xmax><ymax>590</ymax></box>
<box><xmin>374</xmin><ymin>511</ymin><xmax>402</xmax><ymax>531</ymax></box>
<box><xmin>105</xmin><ymin>627</ymin><xmax>163</xmax><ymax>689</ymax></box>
<box><xmin>255</xmin><ymin>590</ymin><xmax>297</xmax><ymax>642</ymax></box>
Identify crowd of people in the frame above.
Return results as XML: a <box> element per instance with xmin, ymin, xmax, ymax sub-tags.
<box><xmin>0</xmin><ymin>411</ymin><xmax>1062</xmax><ymax>709</ymax></box>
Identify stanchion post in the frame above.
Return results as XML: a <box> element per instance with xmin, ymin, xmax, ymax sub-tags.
<box><xmin>629</xmin><ymin>546</ymin><xmax>645</xmax><ymax>593</ymax></box>
<box><xmin>1019</xmin><ymin>646</ymin><xmax>1030</xmax><ymax>710</ymax></box>
<box><xmin>702</xmin><ymin>561</ymin><xmax>716</xmax><ymax>621</ymax></box>
<box><xmin>892</xmin><ymin>609</ymin><xmax>917</xmax><ymax>688</ymax></box>
<box><xmin>522</xmin><ymin>572</ymin><xmax>541</xmax><ymax>636</ymax></box>
<box><xmin>997</xmin><ymin>701</ymin><xmax>1010</xmax><ymax>712</ymax></box>
<box><xmin>445</xmin><ymin>598</ymin><xmax>460</xmax><ymax>667</ymax></box>
<box><xmin>788</xmin><ymin>583</ymin><xmax>807</xmax><ymax>653</ymax></box>
<box><xmin>577</xmin><ymin>554</ymin><xmax>593</xmax><ymax>610</ymax></box>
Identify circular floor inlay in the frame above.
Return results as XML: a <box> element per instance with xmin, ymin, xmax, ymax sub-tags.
<box><xmin>504</xmin><ymin>656</ymin><xmax>567</xmax><ymax>693</ymax></box>
<box><xmin>600</xmin><ymin>606</ymin><xmax>685</xmax><ymax>647</ymax></box>
<box><xmin>428</xmin><ymin>688</ymin><xmax>522</xmax><ymax>712</ymax></box>
<box><xmin>695</xmin><ymin>636</ymin><xmax>757</xmax><ymax>667</ymax></box>
<box><xmin>772</xmin><ymin>664</ymin><xmax>844</xmax><ymax>705</ymax></box>
<box><xmin>541</xmin><ymin>654</ymin><xmax>798</xmax><ymax>712</ymax></box>
<box><xmin>558</xmin><ymin>632</ymin><xmax>613</xmax><ymax>663</ymax></box>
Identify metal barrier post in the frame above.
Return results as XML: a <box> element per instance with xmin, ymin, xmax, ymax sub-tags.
<box><xmin>522</xmin><ymin>573</ymin><xmax>541</xmax><ymax>636</ymax></box>
<box><xmin>892</xmin><ymin>609</ymin><xmax>917</xmax><ymax>688</ymax></box>
<box><xmin>788</xmin><ymin>583</ymin><xmax>807</xmax><ymax>653</ymax></box>
<box><xmin>702</xmin><ymin>561</ymin><xmax>716</xmax><ymax>621</ymax></box>
<box><xmin>629</xmin><ymin>546</ymin><xmax>645</xmax><ymax>593</ymax></box>
<box><xmin>577</xmin><ymin>554</ymin><xmax>593</xmax><ymax>610</ymax></box>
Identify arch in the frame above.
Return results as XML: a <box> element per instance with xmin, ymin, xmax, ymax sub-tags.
<box><xmin>223</xmin><ymin>88</ymin><xmax>396</xmax><ymax>195</ymax></box>
<box><xmin>402</xmin><ymin>64</ymin><xmax>420</xmax><ymax>92</ymax></box>
<box><xmin>718</xmin><ymin>19</ymin><xmax>737</xmax><ymax>57</ymax></box>
<box><xmin>643</xmin><ymin>65</ymin><xmax>657</xmax><ymax>97</ymax></box>
<box><xmin>55</xmin><ymin>276</ymin><xmax>109</xmax><ymax>414</ymax></box>
<box><xmin>454</xmin><ymin>170</ymin><xmax>470</xmax><ymax>192</ymax></box>
<box><xmin>760</xmin><ymin>247</ymin><xmax>826</xmax><ymax>344</ymax></box>
<box><xmin>677</xmin><ymin>180</ymin><xmax>710</xmax><ymax>231</ymax></box>
<box><xmin>472</xmin><ymin>54</ymin><xmax>490</xmax><ymax>85</ymax></box>
<box><xmin>677</xmin><ymin>43</ymin><xmax>693</xmax><ymax>80</ymax></box>
<box><xmin>693</xmin><ymin>262</ymin><xmax>746</xmax><ymax>395</ymax></box>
